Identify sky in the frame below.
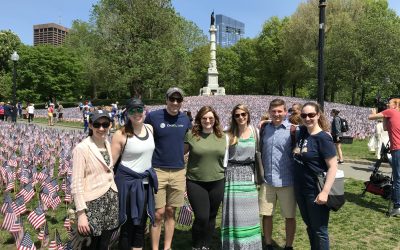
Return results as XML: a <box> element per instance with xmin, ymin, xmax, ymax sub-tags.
<box><xmin>1</xmin><ymin>0</ymin><xmax>400</xmax><ymax>45</ymax></box>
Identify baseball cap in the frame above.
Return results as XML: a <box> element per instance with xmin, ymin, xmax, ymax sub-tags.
<box><xmin>126</xmin><ymin>98</ymin><xmax>144</xmax><ymax>110</ymax></box>
<box><xmin>166</xmin><ymin>87</ymin><xmax>184</xmax><ymax>98</ymax></box>
<box><xmin>90</xmin><ymin>110</ymin><xmax>112</xmax><ymax>123</ymax></box>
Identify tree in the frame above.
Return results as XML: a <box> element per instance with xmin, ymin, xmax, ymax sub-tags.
<box><xmin>0</xmin><ymin>30</ymin><xmax>21</xmax><ymax>73</ymax></box>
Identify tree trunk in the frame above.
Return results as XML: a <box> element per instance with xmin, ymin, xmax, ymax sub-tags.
<box><xmin>351</xmin><ymin>76</ymin><xmax>357</xmax><ymax>105</ymax></box>
<box><xmin>359</xmin><ymin>83</ymin><xmax>365</xmax><ymax>106</ymax></box>
<box><xmin>292</xmin><ymin>82</ymin><xmax>296</xmax><ymax>97</ymax></box>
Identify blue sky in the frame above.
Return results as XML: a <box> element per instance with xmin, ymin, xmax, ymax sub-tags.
<box><xmin>1</xmin><ymin>0</ymin><xmax>400</xmax><ymax>45</ymax></box>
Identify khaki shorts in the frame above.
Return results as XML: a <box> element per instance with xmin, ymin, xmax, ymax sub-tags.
<box><xmin>258</xmin><ymin>183</ymin><xmax>296</xmax><ymax>218</ymax></box>
<box><xmin>154</xmin><ymin>167</ymin><xmax>186</xmax><ymax>209</ymax></box>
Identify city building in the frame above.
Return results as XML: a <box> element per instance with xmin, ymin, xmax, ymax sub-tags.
<box><xmin>33</xmin><ymin>23</ymin><xmax>69</xmax><ymax>46</ymax></box>
<box><xmin>215</xmin><ymin>14</ymin><xmax>245</xmax><ymax>47</ymax></box>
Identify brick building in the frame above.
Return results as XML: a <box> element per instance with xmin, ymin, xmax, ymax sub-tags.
<box><xmin>33</xmin><ymin>23</ymin><xmax>69</xmax><ymax>46</ymax></box>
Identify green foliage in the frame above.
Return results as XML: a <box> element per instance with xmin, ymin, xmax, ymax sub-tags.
<box><xmin>0</xmin><ymin>30</ymin><xmax>21</xmax><ymax>73</ymax></box>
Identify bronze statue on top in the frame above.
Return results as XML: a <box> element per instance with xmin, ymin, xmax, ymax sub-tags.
<box><xmin>211</xmin><ymin>11</ymin><xmax>215</xmax><ymax>26</ymax></box>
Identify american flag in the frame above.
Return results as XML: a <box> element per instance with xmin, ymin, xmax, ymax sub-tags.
<box><xmin>20</xmin><ymin>169</ymin><xmax>31</xmax><ymax>185</ymax></box>
<box><xmin>40</xmin><ymin>186</ymin><xmax>52</xmax><ymax>208</ymax></box>
<box><xmin>18</xmin><ymin>232</ymin><xmax>36</xmax><ymax>250</ymax></box>
<box><xmin>50</xmin><ymin>192</ymin><xmax>61</xmax><ymax>209</ymax></box>
<box><xmin>177</xmin><ymin>204</ymin><xmax>193</xmax><ymax>226</ymax></box>
<box><xmin>48</xmin><ymin>240</ymin><xmax>57</xmax><ymax>250</ymax></box>
<box><xmin>1</xmin><ymin>192</ymin><xmax>12</xmax><ymax>214</ymax></box>
<box><xmin>12</xmin><ymin>220</ymin><xmax>24</xmax><ymax>248</ymax></box>
<box><xmin>63</xmin><ymin>217</ymin><xmax>71</xmax><ymax>231</ymax></box>
<box><xmin>37</xmin><ymin>222</ymin><xmax>49</xmax><ymax>247</ymax></box>
<box><xmin>2</xmin><ymin>204</ymin><xmax>16</xmax><ymax>231</ymax></box>
<box><xmin>12</xmin><ymin>196</ymin><xmax>27</xmax><ymax>216</ymax></box>
<box><xmin>64</xmin><ymin>193</ymin><xmax>72</xmax><ymax>203</ymax></box>
<box><xmin>27</xmin><ymin>206</ymin><xmax>46</xmax><ymax>229</ymax></box>
<box><xmin>10</xmin><ymin>215</ymin><xmax>22</xmax><ymax>233</ymax></box>
<box><xmin>16</xmin><ymin>183</ymin><xmax>35</xmax><ymax>203</ymax></box>
<box><xmin>56</xmin><ymin>229</ymin><xmax>63</xmax><ymax>250</ymax></box>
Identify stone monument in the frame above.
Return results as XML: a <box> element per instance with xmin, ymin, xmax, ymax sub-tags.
<box><xmin>200</xmin><ymin>11</ymin><xmax>226</xmax><ymax>96</ymax></box>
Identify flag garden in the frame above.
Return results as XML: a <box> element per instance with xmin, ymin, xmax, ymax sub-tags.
<box><xmin>0</xmin><ymin>122</ymin><xmax>85</xmax><ymax>249</ymax></box>
<box><xmin>1</xmin><ymin>122</ymin><xmax>400</xmax><ymax>249</ymax></box>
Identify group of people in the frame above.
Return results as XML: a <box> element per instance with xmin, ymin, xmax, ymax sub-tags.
<box><xmin>71</xmin><ymin>87</ymin><xmax>342</xmax><ymax>250</ymax></box>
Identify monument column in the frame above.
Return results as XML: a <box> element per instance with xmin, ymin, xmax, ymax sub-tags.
<box><xmin>200</xmin><ymin>11</ymin><xmax>225</xmax><ymax>96</ymax></box>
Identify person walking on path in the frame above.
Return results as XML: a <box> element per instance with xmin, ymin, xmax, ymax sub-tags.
<box><xmin>112</xmin><ymin>98</ymin><xmax>157</xmax><ymax>250</ymax></box>
<box><xmin>369</xmin><ymin>98</ymin><xmax>400</xmax><ymax>216</ymax></box>
<box><xmin>259</xmin><ymin>99</ymin><xmax>296</xmax><ymax>250</ymax></box>
<box><xmin>330</xmin><ymin>109</ymin><xmax>344</xmax><ymax>164</ymax></box>
<box><xmin>71</xmin><ymin>110</ymin><xmax>119</xmax><ymax>249</ymax></box>
<box><xmin>293</xmin><ymin>102</ymin><xmax>338</xmax><ymax>249</ymax></box>
<box><xmin>221</xmin><ymin>104</ymin><xmax>262</xmax><ymax>250</ymax></box>
<box><xmin>27</xmin><ymin>103</ymin><xmax>35</xmax><ymax>123</ymax></box>
<box><xmin>145</xmin><ymin>87</ymin><xmax>192</xmax><ymax>250</ymax></box>
<box><xmin>184</xmin><ymin>106</ymin><xmax>227</xmax><ymax>250</ymax></box>
<box><xmin>47</xmin><ymin>103</ymin><xmax>55</xmax><ymax>126</ymax></box>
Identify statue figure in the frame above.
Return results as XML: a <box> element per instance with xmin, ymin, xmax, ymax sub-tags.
<box><xmin>211</xmin><ymin>11</ymin><xmax>215</xmax><ymax>26</ymax></box>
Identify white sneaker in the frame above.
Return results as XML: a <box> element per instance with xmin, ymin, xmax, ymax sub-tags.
<box><xmin>389</xmin><ymin>208</ymin><xmax>400</xmax><ymax>217</ymax></box>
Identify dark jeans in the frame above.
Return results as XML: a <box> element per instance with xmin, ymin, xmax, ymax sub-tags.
<box><xmin>82</xmin><ymin>229</ymin><xmax>115</xmax><ymax>250</ymax></box>
<box><xmin>391</xmin><ymin>150</ymin><xmax>400</xmax><ymax>208</ymax></box>
<box><xmin>295</xmin><ymin>188</ymin><xmax>330</xmax><ymax>250</ymax></box>
<box><xmin>119</xmin><ymin>184</ymin><xmax>148</xmax><ymax>249</ymax></box>
<box><xmin>186</xmin><ymin>178</ymin><xmax>225</xmax><ymax>248</ymax></box>
<box><xmin>28</xmin><ymin>113</ymin><xmax>34</xmax><ymax>123</ymax></box>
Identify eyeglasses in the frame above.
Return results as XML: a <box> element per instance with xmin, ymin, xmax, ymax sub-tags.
<box><xmin>300</xmin><ymin>113</ymin><xmax>317</xmax><ymax>119</ymax></box>
<box><xmin>128</xmin><ymin>107</ymin><xmax>144</xmax><ymax>115</ymax></box>
<box><xmin>201</xmin><ymin>117</ymin><xmax>214</xmax><ymax>121</ymax></box>
<box><xmin>92</xmin><ymin>121</ymin><xmax>111</xmax><ymax>129</ymax></box>
<box><xmin>168</xmin><ymin>96</ymin><xmax>183</xmax><ymax>103</ymax></box>
<box><xmin>234</xmin><ymin>112</ymin><xmax>247</xmax><ymax>119</ymax></box>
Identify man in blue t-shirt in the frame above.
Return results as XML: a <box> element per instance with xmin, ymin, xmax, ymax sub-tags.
<box><xmin>145</xmin><ymin>87</ymin><xmax>191</xmax><ymax>250</ymax></box>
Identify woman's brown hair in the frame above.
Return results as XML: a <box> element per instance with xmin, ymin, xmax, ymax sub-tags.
<box><xmin>302</xmin><ymin>102</ymin><xmax>330</xmax><ymax>132</ymax></box>
<box><xmin>191</xmin><ymin>106</ymin><xmax>223</xmax><ymax>139</ymax></box>
<box><xmin>227</xmin><ymin>104</ymin><xmax>251</xmax><ymax>145</ymax></box>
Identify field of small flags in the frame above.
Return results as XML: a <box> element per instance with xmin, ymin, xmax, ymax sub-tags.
<box><xmin>0</xmin><ymin>122</ymin><xmax>85</xmax><ymax>249</ymax></box>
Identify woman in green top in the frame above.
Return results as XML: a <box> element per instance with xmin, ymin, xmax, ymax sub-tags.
<box><xmin>184</xmin><ymin>106</ymin><xmax>227</xmax><ymax>250</ymax></box>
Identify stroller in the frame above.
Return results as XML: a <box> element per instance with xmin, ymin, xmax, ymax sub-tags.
<box><xmin>362</xmin><ymin>142</ymin><xmax>393</xmax><ymax>214</ymax></box>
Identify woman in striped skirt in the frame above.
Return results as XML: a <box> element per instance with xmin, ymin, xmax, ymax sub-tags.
<box><xmin>221</xmin><ymin>104</ymin><xmax>262</xmax><ymax>249</ymax></box>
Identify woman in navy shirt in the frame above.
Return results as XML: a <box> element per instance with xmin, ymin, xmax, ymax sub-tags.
<box><xmin>293</xmin><ymin>102</ymin><xmax>338</xmax><ymax>250</ymax></box>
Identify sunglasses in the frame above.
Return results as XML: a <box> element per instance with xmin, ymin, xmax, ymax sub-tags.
<box><xmin>128</xmin><ymin>107</ymin><xmax>144</xmax><ymax>115</ymax></box>
<box><xmin>92</xmin><ymin>121</ymin><xmax>111</xmax><ymax>129</ymax></box>
<box><xmin>234</xmin><ymin>112</ymin><xmax>247</xmax><ymax>119</ymax></box>
<box><xmin>168</xmin><ymin>96</ymin><xmax>183</xmax><ymax>103</ymax></box>
<box><xmin>300</xmin><ymin>113</ymin><xmax>317</xmax><ymax>119</ymax></box>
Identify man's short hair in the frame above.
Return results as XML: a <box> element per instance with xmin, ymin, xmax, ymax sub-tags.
<box><xmin>269</xmin><ymin>99</ymin><xmax>286</xmax><ymax>110</ymax></box>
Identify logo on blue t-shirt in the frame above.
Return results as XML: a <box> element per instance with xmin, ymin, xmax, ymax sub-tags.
<box><xmin>160</xmin><ymin>123</ymin><xmax>166</xmax><ymax>128</ymax></box>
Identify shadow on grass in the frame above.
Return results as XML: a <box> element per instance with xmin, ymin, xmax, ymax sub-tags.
<box><xmin>345</xmin><ymin>191</ymin><xmax>390</xmax><ymax>214</ymax></box>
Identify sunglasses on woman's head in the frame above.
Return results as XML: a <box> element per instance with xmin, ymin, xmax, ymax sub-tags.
<box><xmin>300</xmin><ymin>113</ymin><xmax>317</xmax><ymax>119</ymax></box>
<box><xmin>92</xmin><ymin>121</ymin><xmax>111</xmax><ymax>129</ymax></box>
<box><xmin>168</xmin><ymin>96</ymin><xmax>183</xmax><ymax>103</ymax></box>
<box><xmin>234</xmin><ymin>112</ymin><xmax>247</xmax><ymax>118</ymax></box>
<box><xmin>128</xmin><ymin>107</ymin><xmax>144</xmax><ymax>115</ymax></box>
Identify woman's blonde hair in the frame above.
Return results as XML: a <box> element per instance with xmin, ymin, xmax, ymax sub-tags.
<box><xmin>227</xmin><ymin>104</ymin><xmax>251</xmax><ymax>145</ymax></box>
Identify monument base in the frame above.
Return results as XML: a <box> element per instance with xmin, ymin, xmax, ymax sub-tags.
<box><xmin>199</xmin><ymin>87</ymin><xmax>226</xmax><ymax>96</ymax></box>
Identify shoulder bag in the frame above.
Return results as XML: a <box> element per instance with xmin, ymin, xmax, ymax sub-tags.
<box><xmin>250</xmin><ymin>125</ymin><xmax>265</xmax><ymax>185</ymax></box>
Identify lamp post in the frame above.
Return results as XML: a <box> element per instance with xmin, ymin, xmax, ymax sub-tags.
<box><xmin>317</xmin><ymin>0</ymin><xmax>327</xmax><ymax>111</ymax></box>
<box><xmin>11</xmin><ymin>51</ymin><xmax>19</xmax><ymax>122</ymax></box>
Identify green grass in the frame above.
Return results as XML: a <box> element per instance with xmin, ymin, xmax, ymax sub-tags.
<box><xmin>18</xmin><ymin>117</ymin><xmax>83</xmax><ymax>128</ymax></box>
<box><xmin>342</xmin><ymin>139</ymin><xmax>377</xmax><ymax>161</ymax></box>
<box><xmin>4</xmin><ymin>179</ymin><xmax>397</xmax><ymax>249</ymax></box>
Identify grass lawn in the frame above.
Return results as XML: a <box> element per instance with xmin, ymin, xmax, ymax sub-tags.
<box><xmin>342</xmin><ymin>139</ymin><xmax>377</xmax><ymax>161</ymax></box>
<box><xmin>2</xmin><ymin>179</ymin><xmax>399</xmax><ymax>250</ymax></box>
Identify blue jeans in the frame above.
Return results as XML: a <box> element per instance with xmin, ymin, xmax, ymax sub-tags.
<box><xmin>295</xmin><ymin>188</ymin><xmax>330</xmax><ymax>250</ymax></box>
<box><xmin>390</xmin><ymin>150</ymin><xmax>400</xmax><ymax>208</ymax></box>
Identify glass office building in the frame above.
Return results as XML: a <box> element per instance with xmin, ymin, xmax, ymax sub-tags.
<box><xmin>215</xmin><ymin>14</ymin><xmax>245</xmax><ymax>47</ymax></box>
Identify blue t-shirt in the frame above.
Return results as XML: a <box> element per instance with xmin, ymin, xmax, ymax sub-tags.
<box><xmin>293</xmin><ymin>127</ymin><xmax>336</xmax><ymax>190</ymax></box>
<box><xmin>144</xmin><ymin>109</ymin><xmax>191</xmax><ymax>169</ymax></box>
